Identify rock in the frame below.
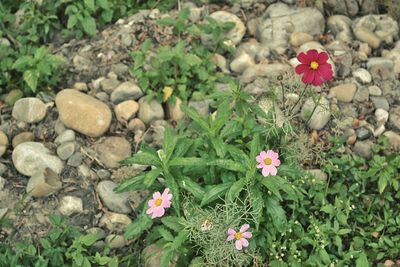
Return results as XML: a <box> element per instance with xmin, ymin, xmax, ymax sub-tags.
<box><xmin>97</xmin><ymin>180</ymin><xmax>132</xmax><ymax>214</ymax></box>
<box><xmin>301</xmin><ymin>97</ymin><xmax>331</xmax><ymax>130</ymax></box>
<box><xmin>375</xmin><ymin>108</ymin><xmax>389</xmax><ymax>124</ymax></box>
<box><xmin>257</xmin><ymin>3</ymin><xmax>324</xmax><ymax>54</ymax></box>
<box><xmin>389</xmin><ymin>106</ymin><xmax>400</xmax><ymax>130</ymax></box>
<box><xmin>373</xmin><ymin>124</ymin><xmax>385</xmax><ymax>137</ymax></box>
<box><xmin>5</xmin><ymin>89</ymin><xmax>23</xmax><ymax>106</ymax></box>
<box><xmin>57</xmin><ymin>142</ymin><xmax>76</xmax><ymax>160</ymax></box>
<box><xmin>366</xmin><ymin>57</ymin><xmax>395</xmax><ymax>80</ymax></box>
<box><xmin>353</xmin><ymin>68</ymin><xmax>371</xmax><ymax>84</ymax></box>
<box><xmin>203</xmin><ymin>11</ymin><xmax>245</xmax><ymax>46</ymax></box>
<box><xmin>97</xmin><ymin>169</ymin><xmax>111</xmax><ymax>180</ymax></box>
<box><xmin>307</xmin><ymin>169</ymin><xmax>328</xmax><ymax>181</ymax></box>
<box><xmin>356</xmin><ymin>127</ymin><xmax>371</xmax><ymax>140</ymax></box>
<box><xmin>211</xmin><ymin>54</ymin><xmax>229</xmax><ymax>73</ymax></box>
<box><xmin>54</xmin><ymin>119</ymin><xmax>67</xmax><ymax>135</ymax></box>
<box><xmin>325</xmin><ymin>40</ymin><xmax>350</xmax><ymax>78</ymax></box>
<box><xmin>327</xmin><ymin>15</ymin><xmax>353</xmax><ymax>43</ymax></box>
<box><xmin>347</xmin><ymin>134</ymin><xmax>357</xmax><ymax>145</ymax></box>
<box><xmin>110</xmin><ymin>82</ymin><xmax>144</xmax><ymax>104</ymax></box>
<box><xmin>105</xmin><ymin>234</ymin><xmax>126</xmax><ymax>249</ymax></box>
<box><xmin>0</xmin><ymin>176</ymin><xmax>5</xmax><ymax>190</ymax></box>
<box><xmin>12</xmin><ymin>142</ymin><xmax>64</xmax><ymax>176</ymax></box>
<box><xmin>87</xmin><ymin>227</ymin><xmax>106</xmax><ymax>239</ymax></box>
<box><xmin>55</xmin><ymin>130</ymin><xmax>75</xmax><ymax>144</ymax></box>
<box><xmin>230</xmin><ymin>53</ymin><xmax>255</xmax><ymax>73</ymax></box>
<box><xmin>325</xmin><ymin>0</ymin><xmax>358</xmax><ymax>17</ymax></box>
<box><xmin>67</xmin><ymin>152</ymin><xmax>82</xmax><ymax>167</ymax></box>
<box><xmin>353</xmin><ymin>15</ymin><xmax>399</xmax><ymax>45</ymax></box>
<box><xmin>73</xmin><ymin>55</ymin><xmax>91</xmax><ymax>71</ymax></box>
<box><xmin>151</xmin><ymin>120</ymin><xmax>167</xmax><ymax>147</ymax></box>
<box><xmin>143</xmin><ymin>244</ymin><xmax>177</xmax><ymax>267</ymax></box>
<box><xmin>236</xmin><ymin>39</ymin><xmax>269</xmax><ymax>62</ymax></box>
<box><xmin>370</xmin><ymin>96</ymin><xmax>389</xmax><ymax>111</ymax></box>
<box><xmin>290</xmin><ymin>32</ymin><xmax>313</xmax><ymax>47</ymax></box>
<box><xmin>56</xmin><ymin>89</ymin><xmax>112</xmax><ymax>137</ymax></box>
<box><xmin>383</xmin><ymin>131</ymin><xmax>400</xmax><ymax>151</ymax></box>
<box><xmin>0</xmin><ymin>163</ymin><xmax>8</xmax><ymax>176</ymax></box>
<box><xmin>330</xmin><ymin>83</ymin><xmax>357</xmax><ymax>102</ymax></box>
<box><xmin>100</xmin><ymin>78</ymin><xmax>120</xmax><ymax>94</ymax></box>
<box><xmin>114</xmin><ymin>100</ymin><xmax>139</xmax><ymax>123</ymax></box>
<box><xmin>0</xmin><ymin>131</ymin><xmax>8</xmax><ymax>157</ymax></box>
<box><xmin>96</xmin><ymin>92</ymin><xmax>109</xmax><ymax>102</ymax></box>
<box><xmin>12</xmin><ymin>98</ymin><xmax>47</xmax><ymax>123</ymax></box>
<box><xmin>240</xmin><ymin>63</ymin><xmax>291</xmax><ymax>83</ymax></box>
<box><xmin>73</xmin><ymin>82</ymin><xmax>88</xmax><ymax>91</ymax></box>
<box><xmin>354</xmin><ymin>28</ymin><xmax>381</xmax><ymax>49</ymax></box>
<box><xmin>12</xmin><ymin>132</ymin><xmax>34</xmax><ymax>148</ymax></box>
<box><xmin>353</xmin><ymin>86</ymin><xmax>369</xmax><ymax>103</ymax></box>
<box><xmin>99</xmin><ymin>212</ymin><xmax>132</xmax><ymax>233</ymax></box>
<box><xmin>26</xmin><ymin>168</ymin><xmax>62</xmax><ymax>197</ymax></box>
<box><xmin>128</xmin><ymin>118</ymin><xmax>146</xmax><ymax>132</ymax></box>
<box><xmin>368</xmin><ymin>85</ymin><xmax>382</xmax><ymax>96</ymax></box>
<box><xmin>384</xmin><ymin>260</ymin><xmax>396</xmax><ymax>267</ymax></box>
<box><xmin>188</xmin><ymin>100</ymin><xmax>211</xmax><ymax>117</ymax></box>
<box><xmin>353</xmin><ymin>140</ymin><xmax>373</xmax><ymax>159</ymax></box>
<box><xmin>96</xmin><ymin>137</ymin><xmax>131</xmax><ymax>169</ymax></box>
<box><xmin>138</xmin><ymin>97</ymin><xmax>164</xmax><ymax>125</ymax></box>
<box><xmin>59</xmin><ymin>196</ymin><xmax>83</xmax><ymax>216</ymax></box>
<box><xmin>166</xmin><ymin>97</ymin><xmax>185</xmax><ymax>121</ymax></box>
<box><xmin>78</xmin><ymin>164</ymin><xmax>91</xmax><ymax>178</ymax></box>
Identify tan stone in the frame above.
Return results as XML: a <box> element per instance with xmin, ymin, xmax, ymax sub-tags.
<box><xmin>55</xmin><ymin>89</ymin><xmax>112</xmax><ymax>137</ymax></box>
<box><xmin>0</xmin><ymin>131</ymin><xmax>8</xmax><ymax>157</ymax></box>
<box><xmin>290</xmin><ymin>32</ymin><xmax>313</xmax><ymax>47</ymax></box>
<box><xmin>330</xmin><ymin>83</ymin><xmax>357</xmax><ymax>102</ymax></box>
<box><xmin>12</xmin><ymin>132</ymin><xmax>34</xmax><ymax>148</ymax></box>
<box><xmin>114</xmin><ymin>100</ymin><xmax>139</xmax><ymax>122</ymax></box>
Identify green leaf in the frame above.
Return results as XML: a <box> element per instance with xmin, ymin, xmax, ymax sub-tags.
<box><xmin>227</xmin><ymin>178</ymin><xmax>246</xmax><ymax>202</ymax></box>
<box><xmin>212</xmin><ymin>100</ymin><xmax>230</xmax><ymax>134</ymax></box>
<box><xmin>200</xmin><ymin>183</ymin><xmax>232</xmax><ymax>206</ymax></box>
<box><xmin>177</xmin><ymin>176</ymin><xmax>205</xmax><ymax>200</ymax></box>
<box><xmin>23</xmin><ymin>70</ymin><xmax>39</xmax><ymax>92</ymax></box>
<box><xmin>67</xmin><ymin>15</ymin><xmax>77</xmax><ymax>29</ymax></box>
<box><xmin>164</xmin><ymin>172</ymin><xmax>181</xmax><ymax>216</ymax></box>
<box><xmin>157</xmin><ymin>17</ymin><xmax>176</xmax><ymax>26</ymax></box>
<box><xmin>251</xmin><ymin>186</ymin><xmax>263</xmax><ymax>229</ymax></box>
<box><xmin>80</xmin><ymin>234</ymin><xmax>99</xmax><ymax>246</ymax></box>
<box><xmin>207</xmin><ymin>159</ymin><xmax>246</xmax><ymax>173</ymax></box>
<box><xmin>97</xmin><ymin>0</ymin><xmax>110</xmax><ymax>9</ymax></box>
<box><xmin>181</xmin><ymin>104</ymin><xmax>209</xmax><ymax>132</ymax></box>
<box><xmin>159</xmin><ymin>227</ymin><xmax>174</xmax><ymax>242</ymax></box>
<box><xmin>259</xmin><ymin>176</ymin><xmax>283</xmax><ymax>200</ymax></box>
<box><xmin>141</xmin><ymin>39</ymin><xmax>152</xmax><ymax>52</ymax></box>
<box><xmin>114</xmin><ymin>174</ymin><xmax>147</xmax><ymax>193</ymax></box>
<box><xmin>124</xmin><ymin>214</ymin><xmax>153</xmax><ymax>240</ymax></box>
<box><xmin>160</xmin><ymin>249</ymin><xmax>174</xmax><ymax>267</ymax></box>
<box><xmin>161</xmin><ymin>216</ymin><xmax>184</xmax><ymax>232</ymax></box>
<box><xmin>249</xmin><ymin>133</ymin><xmax>260</xmax><ymax>165</ymax></box>
<box><xmin>144</xmin><ymin>168</ymin><xmax>162</xmax><ymax>187</ymax></box>
<box><xmin>378</xmin><ymin>175</ymin><xmax>387</xmax><ymax>194</ymax></box>
<box><xmin>12</xmin><ymin>56</ymin><xmax>32</xmax><ymax>70</ymax></box>
<box><xmin>163</xmin><ymin>128</ymin><xmax>178</xmax><ymax>163</ymax></box>
<box><xmin>178</xmin><ymin>7</ymin><xmax>190</xmax><ymax>21</ymax></box>
<box><xmin>169</xmin><ymin>157</ymin><xmax>208</xmax><ymax>167</ymax></box>
<box><xmin>319</xmin><ymin>248</ymin><xmax>331</xmax><ymax>264</ymax></box>
<box><xmin>210</xmin><ymin>137</ymin><xmax>225</xmax><ymax>158</ymax></box>
<box><xmin>82</xmin><ymin>16</ymin><xmax>96</xmax><ymax>36</ymax></box>
<box><xmin>120</xmin><ymin>151</ymin><xmax>161</xmax><ymax>167</ymax></box>
<box><xmin>84</xmin><ymin>0</ymin><xmax>96</xmax><ymax>11</ymax></box>
<box><xmin>265</xmin><ymin>197</ymin><xmax>287</xmax><ymax>232</ymax></box>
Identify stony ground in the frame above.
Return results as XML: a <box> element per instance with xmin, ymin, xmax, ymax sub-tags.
<box><xmin>0</xmin><ymin>0</ymin><xmax>400</xmax><ymax>260</ymax></box>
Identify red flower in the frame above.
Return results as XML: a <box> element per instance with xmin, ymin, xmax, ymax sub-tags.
<box><xmin>295</xmin><ymin>49</ymin><xmax>333</xmax><ymax>86</ymax></box>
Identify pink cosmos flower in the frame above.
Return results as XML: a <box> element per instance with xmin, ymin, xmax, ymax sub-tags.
<box><xmin>226</xmin><ymin>224</ymin><xmax>252</xmax><ymax>250</ymax></box>
<box><xmin>146</xmin><ymin>188</ymin><xmax>172</xmax><ymax>219</ymax></box>
<box><xmin>256</xmin><ymin>150</ymin><xmax>281</xmax><ymax>177</ymax></box>
<box><xmin>295</xmin><ymin>49</ymin><xmax>333</xmax><ymax>86</ymax></box>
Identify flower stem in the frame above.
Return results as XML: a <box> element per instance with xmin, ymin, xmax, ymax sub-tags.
<box><xmin>279</xmin><ymin>80</ymin><xmax>286</xmax><ymax>114</ymax></box>
<box><xmin>289</xmin><ymin>84</ymin><xmax>308</xmax><ymax>115</ymax></box>
<box><xmin>306</xmin><ymin>94</ymin><xmax>322</xmax><ymax>124</ymax></box>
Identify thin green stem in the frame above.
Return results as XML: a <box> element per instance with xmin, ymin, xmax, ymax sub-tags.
<box><xmin>306</xmin><ymin>94</ymin><xmax>322</xmax><ymax>124</ymax></box>
<box><xmin>279</xmin><ymin>80</ymin><xmax>286</xmax><ymax>114</ymax></box>
<box><xmin>289</xmin><ymin>84</ymin><xmax>309</xmax><ymax>115</ymax></box>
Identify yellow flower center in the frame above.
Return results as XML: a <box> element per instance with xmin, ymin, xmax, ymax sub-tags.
<box><xmin>310</xmin><ymin>61</ymin><xmax>319</xmax><ymax>70</ymax></box>
<box><xmin>264</xmin><ymin>157</ymin><xmax>272</xmax><ymax>165</ymax></box>
<box><xmin>234</xmin><ymin>232</ymin><xmax>242</xmax><ymax>240</ymax></box>
<box><xmin>155</xmin><ymin>198</ymin><xmax>162</xmax><ymax>206</ymax></box>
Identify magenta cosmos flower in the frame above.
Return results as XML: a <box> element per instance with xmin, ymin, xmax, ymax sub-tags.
<box><xmin>146</xmin><ymin>188</ymin><xmax>172</xmax><ymax>219</ymax></box>
<box><xmin>295</xmin><ymin>49</ymin><xmax>333</xmax><ymax>86</ymax></box>
<box><xmin>226</xmin><ymin>224</ymin><xmax>252</xmax><ymax>250</ymax></box>
<box><xmin>256</xmin><ymin>150</ymin><xmax>281</xmax><ymax>177</ymax></box>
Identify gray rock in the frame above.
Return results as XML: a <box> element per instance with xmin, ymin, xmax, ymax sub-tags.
<box><xmin>257</xmin><ymin>3</ymin><xmax>324</xmax><ymax>54</ymax></box>
<box><xmin>230</xmin><ymin>53</ymin><xmax>255</xmax><ymax>73</ymax></box>
<box><xmin>54</xmin><ymin>119</ymin><xmax>67</xmax><ymax>135</ymax></box>
<box><xmin>366</xmin><ymin>58</ymin><xmax>394</xmax><ymax>80</ymax></box>
<box><xmin>0</xmin><ymin>176</ymin><xmax>5</xmax><ymax>190</ymax></box>
<box><xmin>110</xmin><ymin>82</ymin><xmax>144</xmax><ymax>104</ymax></box>
<box><xmin>26</xmin><ymin>168</ymin><xmax>62</xmax><ymax>197</ymax></box>
<box><xmin>375</xmin><ymin>108</ymin><xmax>389</xmax><ymax>124</ymax></box>
<box><xmin>370</xmin><ymin>96</ymin><xmax>389</xmax><ymax>111</ymax></box>
<box><xmin>78</xmin><ymin>164</ymin><xmax>91</xmax><ymax>178</ymax></box>
<box><xmin>0</xmin><ymin>162</ymin><xmax>8</xmax><ymax>176</ymax></box>
<box><xmin>301</xmin><ymin>97</ymin><xmax>331</xmax><ymax>130</ymax></box>
<box><xmin>55</xmin><ymin>130</ymin><xmax>75</xmax><ymax>144</ymax></box>
<box><xmin>128</xmin><ymin>118</ymin><xmax>146</xmax><ymax>132</ymax></box>
<box><xmin>12</xmin><ymin>98</ymin><xmax>47</xmax><ymax>123</ymax></box>
<box><xmin>211</xmin><ymin>54</ymin><xmax>229</xmax><ymax>73</ymax></box>
<box><xmin>353</xmin><ymin>68</ymin><xmax>371</xmax><ymax>84</ymax></box>
<box><xmin>353</xmin><ymin>86</ymin><xmax>369</xmax><ymax>102</ymax></box>
<box><xmin>383</xmin><ymin>131</ymin><xmax>400</xmax><ymax>151</ymax></box>
<box><xmin>327</xmin><ymin>15</ymin><xmax>353</xmax><ymax>44</ymax></box>
<box><xmin>100</xmin><ymin>78</ymin><xmax>121</xmax><ymax>94</ymax></box>
<box><xmin>73</xmin><ymin>82</ymin><xmax>88</xmax><ymax>91</ymax></box>
<box><xmin>97</xmin><ymin>180</ymin><xmax>132</xmax><ymax>214</ymax></box>
<box><xmin>325</xmin><ymin>0</ymin><xmax>358</xmax><ymax>16</ymax></box>
<box><xmin>325</xmin><ymin>40</ymin><xmax>352</xmax><ymax>78</ymax></box>
<box><xmin>138</xmin><ymin>97</ymin><xmax>164</xmax><ymax>125</ymax></box>
<box><xmin>97</xmin><ymin>169</ymin><xmax>111</xmax><ymax>180</ymax></box>
<box><xmin>368</xmin><ymin>85</ymin><xmax>382</xmax><ymax>96</ymax></box>
<box><xmin>353</xmin><ymin>140</ymin><xmax>373</xmax><ymax>159</ymax></box>
<box><xmin>12</xmin><ymin>142</ymin><xmax>64</xmax><ymax>176</ymax></box>
<box><xmin>95</xmin><ymin>92</ymin><xmax>109</xmax><ymax>102</ymax></box>
<box><xmin>86</xmin><ymin>227</ymin><xmax>106</xmax><ymax>239</ymax></box>
<box><xmin>57</xmin><ymin>142</ymin><xmax>75</xmax><ymax>160</ymax></box>
<box><xmin>240</xmin><ymin>63</ymin><xmax>291</xmax><ymax>83</ymax></box>
<box><xmin>354</xmin><ymin>27</ymin><xmax>380</xmax><ymax>49</ymax></box>
<box><xmin>188</xmin><ymin>100</ymin><xmax>211</xmax><ymax>117</ymax></box>
<box><xmin>105</xmin><ymin>234</ymin><xmax>126</xmax><ymax>249</ymax></box>
<box><xmin>99</xmin><ymin>212</ymin><xmax>132</xmax><ymax>233</ymax></box>
<box><xmin>356</xmin><ymin>127</ymin><xmax>371</xmax><ymax>140</ymax></box>
<box><xmin>67</xmin><ymin>152</ymin><xmax>82</xmax><ymax>167</ymax></box>
<box><xmin>96</xmin><ymin>137</ymin><xmax>131</xmax><ymax>169</ymax></box>
<box><xmin>389</xmin><ymin>106</ymin><xmax>400</xmax><ymax>130</ymax></box>
<box><xmin>289</xmin><ymin>32</ymin><xmax>313</xmax><ymax>47</ymax></box>
<box><xmin>353</xmin><ymin>15</ymin><xmax>399</xmax><ymax>45</ymax></box>
<box><xmin>59</xmin><ymin>196</ymin><xmax>83</xmax><ymax>216</ymax></box>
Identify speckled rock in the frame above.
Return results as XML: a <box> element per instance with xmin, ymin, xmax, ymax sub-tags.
<box><xmin>59</xmin><ymin>196</ymin><xmax>83</xmax><ymax>216</ymax></box>
<box><xmin>97</xmin><ymin>180</ymin><xmax>132</xmax><ymax>214</ymax></box>
<box><xmin>110</xmin><ymin>81</ymin><xmax>144</xmax><ymax>104</ymax></box>
<box><xmin>26</xmin><ymin>168</ymin><xmax>62</xmax><ymax>197</ymax></box>
<box><xmin>96</xmin><ymin>137</ymin><xmax>131</xmax><ymax>168</ymax></box>
<box><xmin>12</xmin><ymin>98</ymin><xmax>47</xmax><ymax>123</ymax></box>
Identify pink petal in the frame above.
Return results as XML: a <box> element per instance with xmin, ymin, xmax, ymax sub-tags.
<box><xmin>240</xmin><ymin>224</ymin><xmax>250</xmax><ymax>233</ymax></box>
<box><xmin>226</xmin><ymin>235</ymin><xmax>235</xmax><ymax>241</ymax></box>
<box><xmin>240</xmin><ymin>238</ymin><xmax>249</xmax><ymax>248</ymax></box>
<box><xmin>272</xmin><ymin>158</ymin><xmax>281</xmax><ymax>167</ymax></box>
<box><xmin>302</xmin><ymin>70</ymin><xmax>315</xmax><ymax>84</ymax></box>
<box><xmin>235</xmin><ymin>240</ymin><xmax>243</xmax><ymax>250</ymax></box>
<box><xmin>307</xmin><ymin>49</ymin><xmax>318</xmax><ymax>61</ymax></box>
<box><xmin>265</xmin><ymin>150</ymin><xmax>274</xmax><ymax>158</ymax></box>
<box><xmin>162</xmin><ymin>199</ymin><xmax>171</xmax><ymax>209</ymax></box>
<box><xmin>148</xmin><ymin>199</ymin><xmax>155</xmax><ymax>207</ymax></box>
<box><xmin>297</xmin><ymin>52</ymin><xmax>310</xmax><ymax>64</ymax></box>
<box><xmin>242</xmin><ymin>232</ymin><xmax>252</xmax><ymax>238</ymax></box>
<box><xmin>152</xmin><ymin>206</ymin><xmax>165</xmax><ymax>218</ymax></box>
<box><xmin>295</xmin><ymin>64</ymin><xmax>309</xmax><ymax>74</ymax></box>
<box><xmin>269</xmin><ymin>166</ymin><xmax>278</xmax><ymax>176</ymax></box>
<box><xmin>262</xmin><ymin>166</ymin><xmax>271</xmax><ymax>177</ymax></box>
<box><xmin>153</xmin><ymin>191</ymin><xmax>161</xmax><ymax>199</ymax></box>
<box><xmin>317</xmin><ymin>51</ymin><xmax>329</xmax><ymax>64</ymax></box>
<box><xmin>146</xmin><ymin>206</ymin><xmax>154</xmax><ymax>215</ymax></box>
<box><xmin>318</xmin><ymin>63</ymin><xmax>333</xmax><ymax>80</ymax></box>
<box><xmin>260</xmin><ymin>151</ymin><xmax>267</xmax><ymax>158</ymax></box>
<box><xmin>256</xmin><ymin>163</ymin><xmax>264</xmax><ymax>169</ymax></box>
<box><xmin>227</xmin><ymin>228</ymin><xmax>236</xmax><ymax>235</ymax></box>
<box><xmin>256</xmin><ymin>155</ymin><xmax>263</xmax><ymax>163</ymax></box>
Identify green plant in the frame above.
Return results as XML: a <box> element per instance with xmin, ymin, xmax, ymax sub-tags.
<box><xmin>12</xmin><ymin>46</ymin><xmax>65</xmax><ymax>94</ymax></box>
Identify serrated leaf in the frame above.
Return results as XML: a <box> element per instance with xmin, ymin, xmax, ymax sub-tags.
<box><xmin>144</xmin><ymin>168</ymin><xmax>162</xmax><ymax>187</ymax></box>
<box><xmin>23</xmin><ymin>70</ymin><xmax>39</xmax><ymax>92</ymax></box>
<box><xmin>120</xmin><ymin>151</ymin><xmax>161</xmax><ymax>167</ymax></box>
<box><xmin>177</xmin><ymin>176</ymin><xmax>205</xmax><ymax>200</ymax></box>
<box><xmin>161</xmin><ymin>216</ymin><xmax>184</xmax><ymax>232</ymax></box>
<box><xmin>82</xmin><ymin>16</ymin><xmax>96</xmax><ymax>36</ymax></box>
<box><xmin>80</xmin><ymin>234</ymin><xmax>99</xmax><ymax>246</ymax></box>
<box><xmin>181</xmin><ymin>104</ymin><xmax>209</xmax><ymax>132</ymax></box>
<box><xmin>158</xmin><ymin>227</ymin><xmax>174</xmax><ymax>242</ymax></box>
<box><xmin>84</xmin><ymin>0</ymin><xmax>95</xmax><ymax>11</ymax></box>
<box><xmin>210</xmin><ymin>137</ymin><xmax>225</xmax><ymax>158</ymax></box>
<box><xmin>124</xmin><ymin>215</ymin><xmax>153</xmax><ymax>240</ymax></box>
<box><xmin>12</xmin><ymin>56</ymin><xmax>32</xmax><ymax>70</ymax></box>
<box><xmin>200</xmin><ymin>183</ymin><xmax>232</xmax><ymax>207</ymax></box>
<box><xmin>227</xmin><ymin>178</ymin><xmax>246</xmax><ymax>202</ymax></box>
<box><xmin>266</xmin><ymin>197</ymin><xmax>287</xmax><ymax>232</ymax></box>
